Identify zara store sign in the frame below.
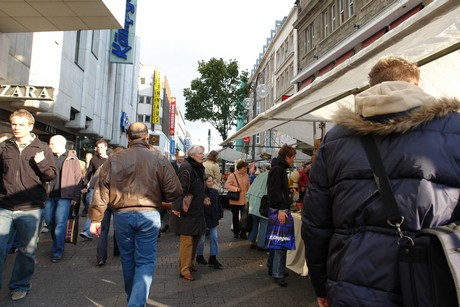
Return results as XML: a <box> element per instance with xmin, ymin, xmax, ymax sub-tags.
<box><xmin>0</xmin><ymin>85</ymin><xmax>54</xmax><ymax>101</ymax></box>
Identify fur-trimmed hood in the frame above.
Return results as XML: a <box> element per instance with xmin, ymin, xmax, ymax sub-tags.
<box><xmin>332</xmin><ymin>81</ymin><xmax>460</xmax><ymax>136</ymax></box>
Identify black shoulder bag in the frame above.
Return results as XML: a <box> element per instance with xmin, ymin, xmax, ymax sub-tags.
<box><xmin>362</xmin><ymin>135</ymin><xmax>460</xmax><ymax>307</ymax></box>
<box><xmin>226</xmin><ymin>173</ymin><xmax>240</xmax><ymax>201</ymax></box>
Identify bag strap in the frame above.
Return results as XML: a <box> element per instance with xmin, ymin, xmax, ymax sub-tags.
<box><xmin>361</xmin><ymin>136</ymin><xmax>406</xmax><ymax>238</ymax></box>
<box><xmin>233</xmin><ymin>173</ymin><xmax>240</xmax><ymax>188</ymax></box>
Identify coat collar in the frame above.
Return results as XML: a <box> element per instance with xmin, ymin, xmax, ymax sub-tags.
<box><xmin>332</xmin><ymin>81</ymin><xmax>460</xmax><ymax>136</ymax></box>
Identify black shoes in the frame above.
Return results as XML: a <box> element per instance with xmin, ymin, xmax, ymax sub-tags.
<box><xmin>233</xmin><ymin>234</ymin><xmax>239</xmax><ymax>239</ymax></box>
<box><xmin>51</xmin><ymin>255</ymin><xmax>62</xmax><ymax>263</ymax></box>
<box><xmin>208</xmin><ymin>256</ymin><xmax>223</xmax><ymax>269</ymax></box>
<box><xmin>274</xmin><ymin>277</ymin><xmax>288</xmax><ymax>287</ymax></box>
<box><xmin>239</xmin><ymin>233</ymin><xmax>248</xmax><ymax>240</ymax></box>
<box><xmin>250</xmin><ymin>244</ymin><xmax>257</xmax><ymax>249</ymax></box>
<box><xmin>160</xmin><ymin>225</ymin><xmax>169</xmax><ymax>233</ymax></box>
<box><xmin>196</xmin><ymin>255</ymin><xmax>208</xmax><ymax>265</ymax></box>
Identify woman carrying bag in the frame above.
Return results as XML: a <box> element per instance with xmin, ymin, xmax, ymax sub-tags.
<box><xmin>224</xmin><ymin>160</ymin><xmax>251</xmax><ymax>239</ymax></box>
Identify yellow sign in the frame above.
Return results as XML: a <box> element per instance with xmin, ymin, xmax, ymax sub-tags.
<box><xmin>152</xmin><ymin>70</ymin><xmax>161</xmax><ymax>124</ymax></box>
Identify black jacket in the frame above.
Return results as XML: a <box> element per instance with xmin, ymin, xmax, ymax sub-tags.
<box><xmin>267</xmin><ymin>156</ymin><xmax>291</xmax><ymax>211</ymax></box>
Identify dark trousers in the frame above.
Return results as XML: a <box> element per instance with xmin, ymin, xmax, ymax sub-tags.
<box><xmin>97</xmin><ymin>208</ymin><xmax>119</xmax><ymax>261</ymax></box>
<box><xmin>230</xmin><ymin>205</ymin><xmax>244</xmax><ymax>235</ymax></box>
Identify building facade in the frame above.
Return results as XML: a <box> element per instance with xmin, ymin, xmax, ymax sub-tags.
<box><xmin>0</xmin><ymin>0</ymin><xmax>140</xmax><ymax>156</ymax></box>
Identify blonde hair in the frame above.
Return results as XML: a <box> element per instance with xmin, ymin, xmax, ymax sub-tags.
<box><xmin>368</xmin><ymin>56</ymin><xmax>420</xmax><ymax>87</ymax></box>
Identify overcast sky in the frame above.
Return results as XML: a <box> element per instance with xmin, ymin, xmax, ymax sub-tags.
<box><xmin>135</xmin><ymin>0</ymin><xmax>295</xmax><ymax>151</ymax></box>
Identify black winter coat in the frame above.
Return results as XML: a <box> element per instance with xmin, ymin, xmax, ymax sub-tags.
<box><xmin>302</xmin><ymin>82</ymin><xmax>460</xmax><ymax>306</ymax></box>
<box><xmin>170</xmin><ymin>157</ymin><xmax>206</xmax><ymax>236</ymax></box>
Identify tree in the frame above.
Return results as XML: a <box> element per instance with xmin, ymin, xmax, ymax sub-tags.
<box><xmin>183</xmin><ymin>58</ymin><xmax>250</xmax><ymax>141</ymax></box>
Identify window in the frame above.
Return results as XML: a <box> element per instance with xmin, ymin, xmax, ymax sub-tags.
<box><xmin>255</xmin><ymin>133</ymin><xmax>260</xmax><ymax>144</ymax></box>
<box><xmin>305</xmin><ymin>23</ymin><xmax>315</xmax><ymax>52</ymax></box>
<box><xmin>322</xmin><ymin>10</ymin><xmax>329</xmax><ymax>38</ymax></box>
<box><xmin>138</xmin><ymin>96</ymin><xmax>144</xmax><ymax>104</ymax></box>
<box><xmin>339</xmin><ymin>0</ymin><xmax>345</xmax><ymax>24</ymax></box>
<box><xmin>145</xmin><ymin>115</ymin><xmax>151</xmax><ymax>123</ymax></box>
<box><xmin>75</xmin><ymin>30</ymin><xmax>87</xmax><ymax>70</ymax></box>
<box><xmin>145</xmin><ymin>96</ymin><xmax>152</xmax><ymax>104</ymax></box>
<box><xmin>91</xmin><ymin>30</ymin><xmax>100</xmax><ymax>58</ymax></box>
<box><xmin>331</xmin><ymin>4</ymin><xmax>337</xmax><ymax>32</ymax></box>
<box><xmin>140</xmin><ymin>77</ymin><xmax>146</xmax><ymax>85</ymax></box>
<box><xmin>137</xmin><ymin>115</ymin><xmax>143</xmax><ymax>122</ymax></box>
<box><xmin>348</xmin><ymin>0</ymin><xmax>354</xmax><ymax>17</ymax></box>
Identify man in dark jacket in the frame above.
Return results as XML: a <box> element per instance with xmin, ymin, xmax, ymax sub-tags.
<box><xmin>302</xmin><ymin>56</ymin><xmax>460</xmax><ymax>306</ymax></box>
<box><xmin>44</xmin><ymin>135</ymin><xmax>82</xmax><ymax>263</ymax></box>
<box><xmin>0</xmin><ymin>109</ymin><xmax>57</xmax><ymax>301</ymax></box>
<box><xmin>89</xmin><ymin>122</ymin><xmax>182</xmax><ymax>306</ymax></box>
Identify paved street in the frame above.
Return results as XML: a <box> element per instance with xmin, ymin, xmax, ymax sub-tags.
<box><xmin>0</xmin><ymin>209</ymin><xmax>317</xmax><ymax>306</ymax></box>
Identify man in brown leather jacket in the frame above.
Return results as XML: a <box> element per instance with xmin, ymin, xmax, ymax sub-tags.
<box><xmin>89</xmin><ymin>122</ymin><xmax>182</xmax><ymax>306</ymax></box>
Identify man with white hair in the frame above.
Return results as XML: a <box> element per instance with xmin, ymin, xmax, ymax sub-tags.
<box><xmin>45</xmin><ymin>135</ymin><xmax>82</xmax><ymax>263</ymax></box>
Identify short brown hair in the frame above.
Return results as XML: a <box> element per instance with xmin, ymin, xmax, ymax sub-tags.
<box><xmin>368</xmin><ymin>56</ymin><xmax>420</xmax><ymax>86</ymax></box>
<box><xmin>96</xmin><ymin>139</ymin><xmax>107</xmax><ymax>147</ymax></box>
<box><xmin>10</xmin><ymin>109</ymin><xmax>35</xmax><ymax>125</ymax></box>
<box><xmin>278</xmin><ymin>144</ymin><xmax>296</xmax><ymax>159</ymax></box>
<box><xmin>236</xmin><ymin>160</ymin><xmax>248</xmax><ymax>170</ymax></box>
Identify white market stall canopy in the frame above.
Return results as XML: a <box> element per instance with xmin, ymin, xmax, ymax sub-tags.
<box><xmin>217</xmin><ymin>147</ymin><xmax>250</xmax><ymax>162</ymax></box>
<box><xmin>221</xmin><ymin>0</ymin><xmax>460</xmax><ymax>146</ymax></box>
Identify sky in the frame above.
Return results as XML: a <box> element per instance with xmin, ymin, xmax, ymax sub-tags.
<box><xmin>135</xmin><ymin>0</ymin><xmax>295</xmax><ymax>151</ymax></box>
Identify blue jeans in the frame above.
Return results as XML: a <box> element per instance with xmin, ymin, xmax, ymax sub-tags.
<box><xmin>0</xmin><ymin>208</ymin><xmax>43</xmax><ymax>292</ymax></box>
<box><xmin>267</xmin><ymin>249</ymin><xmax>287</xmax><ymax>278</ymax></box>
<box><xmin>113</xmin><ymin>210</ymin><xmax>160</xmax><ymax>307</ymax></box>
<box><xmin>197</xmin><ymin>226</ymin><xmax>219</xmax><ymax>256</ymax></box>
<box><xmin>248</xmin><ymin>215</ymin><xmax>268</xmax><ymax>247</ymax></box>
<box><xmin>44</xmin><ymin>197</ymin><xmax>71</xmax><ymax>257</ymax></box>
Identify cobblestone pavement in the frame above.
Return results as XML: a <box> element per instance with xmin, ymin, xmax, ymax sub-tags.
<box><xmin>0</xmin><ymin>209</ymin><xmax>317</xmax><ymax>306</ymax></box>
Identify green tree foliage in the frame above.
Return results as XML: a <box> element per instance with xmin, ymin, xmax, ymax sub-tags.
<box><xmin>183</xmin><ymin>58</ymin><xmax>250</xmax><ymax>141</ymax></box>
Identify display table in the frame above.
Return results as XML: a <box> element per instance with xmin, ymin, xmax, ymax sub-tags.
<box><xmin>286</xmin><ymin>212</ymin><xmax>309</xmax><ymax>276</ymax></box>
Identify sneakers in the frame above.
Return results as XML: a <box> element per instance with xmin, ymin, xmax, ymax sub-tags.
<box><xmin>97</xmin><ymin>260</ymin><xmax>106</xmax><ymax>266</ymax></box>
<box><xmin>79</xmin><ymin>231</ymin><xmax>92</xmax><ymax>240</ymax></box>
<box><xmin>11</xmin><ymin>290</ymin><xmax>28</xmax><ymax>301</ymax></box>
<box><xmin>196</xmin><ymin>255</ymin><xmax>208</xmax><ymax>265</ymax></box>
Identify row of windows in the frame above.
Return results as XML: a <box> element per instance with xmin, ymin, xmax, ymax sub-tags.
<box><xmin>137</xmin><ymin>114</ymin><xmax>151</xmax><ymax>123</ymax></box>
<box><xmin>276</xmin><ymin>64</ymin><xmax>294</xmax><ymax>97</ymax></box>
<box><xmin>75</xmin><ymin>30</ymin><xmax>101</xmax><ymax>70</ymax></box>
<box><xmin>138</xmin><ymin>95</ymin><xmax>152</xmax><ymax>104</ymax></box>
<box><xmin>276</xmin><ymin>33</ymin><xmax>294</xmax><ymax>70</ymax></box>
<box><xmin>305</xmin><ymin>0</ymin><xmax>355</xmax><ymax>52</ymax></box>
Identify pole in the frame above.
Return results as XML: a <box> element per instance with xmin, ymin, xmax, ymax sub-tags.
<box><xmin>208</xmin><ymin>129</ymin><xmax>211</xmax><ymax>152</ymax></box>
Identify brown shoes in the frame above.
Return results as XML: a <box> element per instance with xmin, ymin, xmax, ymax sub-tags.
<box><xmin>180</xmin><ymin>273</ymin><xmax>195</xmax><ymax>281</ymax></box>
<box><xmin>190</xmin><ymin>264</ymin><xmax>198</xmax><ymax>272</ymax></box>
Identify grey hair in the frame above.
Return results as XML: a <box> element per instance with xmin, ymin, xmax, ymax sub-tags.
<box><xmin>187</xmin><ymin>145</ymin><xmax>205</xmax><ymax>156</ymax></box>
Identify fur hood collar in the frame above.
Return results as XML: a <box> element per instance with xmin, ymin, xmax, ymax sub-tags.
<box><xmin>332</xmin><ymin>81</ymin><xmax>460</xmax><ymax>136</ymax></box>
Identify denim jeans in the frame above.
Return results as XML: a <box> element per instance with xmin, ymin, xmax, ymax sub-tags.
<box><xmin>113</xmin><ymin>210</ymin><xmax>160</xmax><ymax>307</ymax></box>
<box><xmin>267</xmin><ymin>249</ymin><xmax>287</xmax><ymax>278</ymax></box>
<box><xmin>248</xmin><ymin>215</ymin><xmax>268</xmax><ymax>247</ymax></box>
<box><xmin>44</xmin><ymin>197</ymin><xmax>71</xmax><ymax>257</ymax></box>
<box><xmin>0</xmin><ymin>208</ymin><xmax>43</xmax><ymax>292</ymax></box>
<box><xmin>197</xmin><ymin>226</ymin><xmax>219</xmax><ymax>256</ymax></box>
<box><xmin>97</xmin><ymin>208</ymin><xmax>119</xmax><ymax>262</ymax></box>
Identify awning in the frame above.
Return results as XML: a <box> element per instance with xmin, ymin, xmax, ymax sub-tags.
<box><xmin>221</xmin><ymin>0</ymin><xmax>460</xmax><ymax>146</ymax></box>
<box><xmin>217</xmin><ymin>147</ymin><xmax>250</xmax><ymax>162</ymax></box>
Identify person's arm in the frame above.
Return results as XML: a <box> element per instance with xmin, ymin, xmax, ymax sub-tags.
<box><xmin>301</xmin><ymin>150</ymin><xmax>333</xmax><ymax>299</ymax></box>
<box><xmin>35</xmin><ymin>145</ymin><xmax>57</xmax><ymax>182</ymax></box>
<box><xmin>88</xmin><ymin>159</ymin><xmax>110</xmax><ymax>234</ymax></box>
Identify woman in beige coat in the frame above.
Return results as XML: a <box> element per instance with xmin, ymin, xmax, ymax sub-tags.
<box><xmin>224</xmin><ymin>160</ymin><xmax>251</xmax><ymax>239</ymax></box>
<box><xmin>203</xmin><ymin>150</ymin><xmax>222</xmax><ymax>191</ymax></box>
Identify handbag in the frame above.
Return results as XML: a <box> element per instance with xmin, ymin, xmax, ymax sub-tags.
<box><xmin>259</xmin><ymin>182</ymin><xmax>269</xmax><ymax>217</ymax></box>
<box><xmin>264</xmin><ymin>208</ymin><xmax>296</xmax><ymax>250</ymax></box>
<box><xmin>239</xmin><ymin>202</ymin><xmax>252</xmax><ymax>232</ymax></box>
<box><xmin>65</xmin><ymin>202</ymin><xmax>79</xmax><ymax>244</ymax></box>
<box><xmin>226</xmin><ymin>173</ymin><xmax>240</xmax><ymax>201</ymax></box>
<box><xmin>362</xmin><ymin>136</ymin><xmax>460</xmax><ymax>306</ymax></box>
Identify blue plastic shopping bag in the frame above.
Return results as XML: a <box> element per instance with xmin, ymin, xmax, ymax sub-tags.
<box><xmin>264</xmin><ymin>208</ymin><xmax>296</xmax><ymax>250</ymax></box>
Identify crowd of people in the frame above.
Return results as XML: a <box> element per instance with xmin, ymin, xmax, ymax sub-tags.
<box><xmin>0</xmin><ymin>55</ymin><xmax>458</xmax><ymax>306</ymax></box>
